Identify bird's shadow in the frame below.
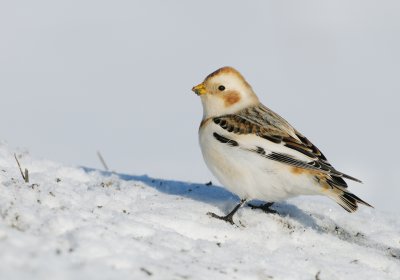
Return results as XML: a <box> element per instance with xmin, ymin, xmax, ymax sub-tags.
<box><xmin>87</xmin><ymin>168</ymin><xmax>320</xmax><ymax>230</ymax></box>
<box><xmin>82</xmin><ymin>167</ymin><xmax>400</xmax><ymax>261</ymax></box>
<box><xmin>81</xmin><ymin>167</ymin><xmax>238</xmax><ymax>208</ymax></box>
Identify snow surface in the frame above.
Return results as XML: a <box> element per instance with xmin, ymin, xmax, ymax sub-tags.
<box><xmin>0</xmin><ymin>143</ymin><xmax>399</xmax><ymax>280</ymax></box>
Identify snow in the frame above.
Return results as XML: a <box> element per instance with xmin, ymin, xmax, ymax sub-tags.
<box><xmin>0</xmin><ymin>143</ymin><xmax>399</xmax><ymax>280</ymax></box>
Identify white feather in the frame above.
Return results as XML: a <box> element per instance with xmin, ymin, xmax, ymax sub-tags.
<box><xmin>199</xmin><ymin>122</ymin><xmax>322</xmax><ymax>202</ymax></box>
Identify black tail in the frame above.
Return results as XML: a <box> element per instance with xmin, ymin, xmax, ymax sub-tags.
<box><xmin>331</xmin><ymin>188</ymin><xmax>373</xmax><ymax>213</ymax></box>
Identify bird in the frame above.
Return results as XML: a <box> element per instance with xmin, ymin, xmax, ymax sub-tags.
<box><xmin>191</xmin><ymin>66</ymin><xmax>372</xmax><ymax>224</ymax></box>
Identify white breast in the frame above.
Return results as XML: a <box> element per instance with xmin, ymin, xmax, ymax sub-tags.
<box><xmin>198</xmin><ymin>121</ymin><xmax>320</xmax><ymax>202</ymax></box>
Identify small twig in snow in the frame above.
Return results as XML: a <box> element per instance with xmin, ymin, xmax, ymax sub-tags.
<box><xmin>14</xmin><ymin>153</ymin><xmax>29</xmax><ymax>183</ymax></box>
<box><xmin>24</xmin><ymin>169</ymin><xmax>29</xmax><ymax>183</ymax></box>
<box><xmin>140</xmin><ymin>267</ymin><xmax>153</xmax><ymax>276</ymax></box>
<box><xmin>96</xmin><ymin>151</ymin><xmax>110</xmax><ymax>171</ymax></box>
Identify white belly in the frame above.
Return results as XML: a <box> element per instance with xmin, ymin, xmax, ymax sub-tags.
<box><xmin>199</xmin><ymin>122</ymin><xmax>320</xmax><ymax>201</ymax></box>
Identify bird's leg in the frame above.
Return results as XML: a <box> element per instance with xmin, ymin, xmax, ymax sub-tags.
<box><xmin>248</xmin><ymin>202</ymin><xmax>277</xmax><ymax>214</ymax></box>
<box><xmin>207</xmin><ymin>199</ymin><xmax>246</xmax><ymax>225</ymax></box>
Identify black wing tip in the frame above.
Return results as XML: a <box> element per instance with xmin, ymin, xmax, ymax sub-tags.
<box><xmin>342</xmin><ymin>173</ymin><xmax>363</xmax><ymax>184</ymax></box>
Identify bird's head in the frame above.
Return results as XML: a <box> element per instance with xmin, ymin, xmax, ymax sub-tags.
<box><xmin>192</xmin><ymin>67</ymin><xmax>259</xmax><ymax>118</ymax></box>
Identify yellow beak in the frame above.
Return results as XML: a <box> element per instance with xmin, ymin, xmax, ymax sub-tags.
<box><xmin>192</xmin><ymin>83</ymin><xmax>206</xmax><ymax>96</ymax></box>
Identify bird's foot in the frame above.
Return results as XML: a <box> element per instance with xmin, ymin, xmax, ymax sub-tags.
<box><xmin>207</xmin><ymin>212</ymin><xmax>235</xmax><ymax>225</ymax></box>
<box><xmin>207</xmin><ymin>199</ymin><xmax>246</xmax><ymax>225</ymax></box>
<box><xmin>248</xmin><ymin>202</ymin><xmax>277</xmax><ymax>214</ymax></box>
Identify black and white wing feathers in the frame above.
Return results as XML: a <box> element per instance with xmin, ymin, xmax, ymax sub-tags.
<box><xmin>212</xmin><ymin>104</ymin><xmax>362</xmax><ymax>186</ymax></box>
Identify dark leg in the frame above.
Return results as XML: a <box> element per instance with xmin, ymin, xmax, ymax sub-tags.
<box><xmin>248</xmin><ymin>202</ymin><xmax>277</xmax><ymax>214</ymax></box>
<box><xmin>207</xmin><ymin>199</ymin><xmax>246</xmax><ymax>225</ymax></box>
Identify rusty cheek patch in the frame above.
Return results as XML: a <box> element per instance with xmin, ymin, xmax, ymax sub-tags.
<box><xmin>223</xmin><ymin>91</ymin><xmax>241</xmax><ymax>107</ymax></box>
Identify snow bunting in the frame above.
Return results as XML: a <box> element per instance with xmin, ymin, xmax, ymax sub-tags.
<box><xmin>192</xmin><ymin>66</ymin><xmax>372</xmax><ymax>224</ymax></box>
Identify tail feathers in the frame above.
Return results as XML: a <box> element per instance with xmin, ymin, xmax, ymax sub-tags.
<box><xmin>330</xmin><ymin>188</ymin><xmax>373</xmax><ymax>213</ymax></box>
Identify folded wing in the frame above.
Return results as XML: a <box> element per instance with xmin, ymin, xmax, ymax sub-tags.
<box><xmin>212</xmin><ymin>104</ymin><xmax>362</xmax><ymax>187</ymax></box>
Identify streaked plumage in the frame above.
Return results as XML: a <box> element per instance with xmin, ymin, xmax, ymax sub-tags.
<box><xmin>192</xmin><ymin>66</ymin><xmax>371</xmax><ymax>223</ymax></box>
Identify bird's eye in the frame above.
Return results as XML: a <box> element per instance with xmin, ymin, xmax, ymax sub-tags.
<box><xmin>218</xmin><ymin>85</ymin><xmax>225</xmax><ymax>91</ymax></box>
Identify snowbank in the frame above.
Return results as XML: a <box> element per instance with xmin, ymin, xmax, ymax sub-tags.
<box><xmin>0</xmin><ymin>143</ymin><xmax>399</xmax><ymax>280</ymax></box>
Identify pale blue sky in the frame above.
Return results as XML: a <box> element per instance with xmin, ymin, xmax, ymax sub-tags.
<box><xmin>1</xmin><ymin>1</ymin><xmax>399</xmax><ymax>212</ymax></box>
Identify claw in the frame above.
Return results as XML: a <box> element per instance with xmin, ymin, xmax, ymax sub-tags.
<box><xmin>206</xmin><ymin>199</ymin><xmax>246</xmax><ymax>225</ymax></box>
<box><xmin>248</xmin><ymin>202</ymin><xmax>277</xmax><ymax>214</ymax></box>
<box><xmin>207</xmin><ymin>212</ymin><xmax>235</xmax><ymax>225</ymax></box>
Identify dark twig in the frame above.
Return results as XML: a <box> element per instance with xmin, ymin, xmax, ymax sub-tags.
<box><xmin>140</xmin><ymin>267</ymin><xmax>152</xmax><ymax>276</ymax></box>
<box><xmin>24</xmin><ymin>168</ymin><xmax>29</xmax><ymax>183</ymax></box>
<box><xmin>97</xmin><ymin>151</ymin><xmax>109</xmax><ymax>171</ymax></box>
<box><xmin>14</xmin><ymin>153</ymin><xmax>29</xmax><ymax>183</ymax></box>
